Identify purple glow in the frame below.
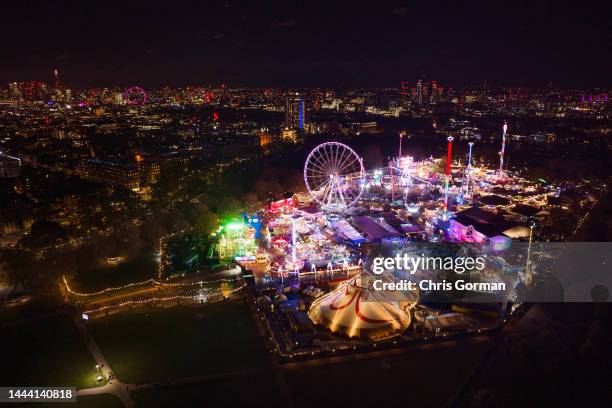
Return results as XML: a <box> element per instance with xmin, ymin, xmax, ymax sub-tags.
<box><xmin>123</xmin><ymin>86</ymin><xmax>148</xmax><ymax>105</ymax></box>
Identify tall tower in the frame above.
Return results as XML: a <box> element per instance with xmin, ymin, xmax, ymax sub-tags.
<box><xmin>464</xmin><ymin>142</ymin><xmax>474</xmax><ymax>194</ymax></box>
<box><xmin>498</xmin><ymin>121</ymin><xmax>508</xmax><ymax>179</ymax></box>
<box><xmin>430</xmin><ymin>80</ymin><xmax>438</xmax><ymax>102</ymax></box>
<box><xmin>416</xmin><ymin>80</ymin><xmax>423</xmax><ymax>105</ymax></box>
<box><xmin>53</xmin><ymin>68</ymin><xmax>60</xmax><ymax>90</ymax></box>
<box><xmin>285</xmin><ymin>92</ymin><xmax>305</xmax><ymax>130</ymax></box>
<box><xmin>443</xmin><ymin>136</ymin><xmax>454</xmax><ymax>220</ymax></box>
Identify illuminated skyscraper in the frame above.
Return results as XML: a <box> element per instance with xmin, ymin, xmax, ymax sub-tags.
<box><xmin>416</xmin><ymin>80</ymin><xmax>423</xmax><ymax>105</ymax></box>
<box><xmin>285</xmin><ymin>92</ymin><xmax>306</xmax><ymax>130</ymax></box>
<box><xmin>8</xmin><ymin>82</ymin><xmax>21</xmax><ymax>98</ymax></box>
<box><xmin>53</xmin><ymin>68</ymin><xmax>60</xmax><ymax>90</ymax></box>
<box><xmin>430</xmin><ymin>80</ymin><xmax>438</xmax><ymax>102</ymax></box>
<box><xmin>499</xmin><ymin>121</ymin><xmax>508</xmax><ymax>179</ymax></box>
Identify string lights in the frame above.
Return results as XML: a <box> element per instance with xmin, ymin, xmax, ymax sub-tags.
<box><xmin>81</xmin><ymin>284</ymin><xmax>246</xmax><ymax>315</ymax></box>
<box><xmin>63</xmin><ymin>276</ymin><xmax>242</xmax><ymax>297</ymax></box>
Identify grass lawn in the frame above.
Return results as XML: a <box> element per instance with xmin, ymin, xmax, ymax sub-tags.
<box><xmin>284</xmin><ymin>336</ymin><xmax>494</xmax><ymax>408</ymax></box>
<box><xmin>49</xmin><ymin>394</ymin><xmax>123</xmax><ymax>408</ymax></box>
<box><xmin>0</xmin><ymin>315</ymin><xmax>99</xmax><ymax>390</ymax></box>
<box><xmin>128</xmin><ymin>334</ymin><xmax>494</xmax><ymax>407</ymax></box>
<box><xmin>131</xmin><ymin>373</ymin><xmax>285</xmax><ymax>408</ymax></box>
<box><xmin>88</xmin><ymin>300</ymin><xmax>270</xmax><ymax>384</ymax></box>
<box><xmin>73</xmin><ymin>252</ymin><xmax>157</xmax><ymax>292</ymax></box>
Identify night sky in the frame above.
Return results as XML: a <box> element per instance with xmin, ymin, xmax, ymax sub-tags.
<box><xmin>2</xmin><ymin>0</ymin><xmax>610</xmax><ymax>88</ymax></box>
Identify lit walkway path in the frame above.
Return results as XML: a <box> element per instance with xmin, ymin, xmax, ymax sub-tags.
<box><xmin>72</xmin><ymin>267</ymin><xmax>245</xmax><ymax>407</ymax></box>
<box><xmin>77</xmin><ymin>365</ymin><xmax>270</xmax><ymax>406</ymax></box>
<box><xmin>72</xmin><ymin>315</ymin><xmax>134</xmax><ymax>408</ymax></box>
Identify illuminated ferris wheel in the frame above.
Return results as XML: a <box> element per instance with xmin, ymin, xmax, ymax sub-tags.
<box><xmin>304</xmin><ymin>142</ymin><xmax>365</xmax><ymax>211</ymax></box>
<box><xmin>123</xmin><ymin>87</ymin><xmax>147</xmax><ymax>105</ymax></box>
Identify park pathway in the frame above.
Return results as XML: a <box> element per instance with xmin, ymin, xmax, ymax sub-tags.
<box><xmin>72</xmin><ymin>315</ymin><xmax>134</xmax><ymax>408</ymax></box>
<box><xmin>70</xmin><ymin>266</ymin><xmax>244</xmax><ymax>407</ymax></box>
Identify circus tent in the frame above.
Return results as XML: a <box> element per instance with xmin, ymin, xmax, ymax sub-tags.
<box><xmin>308</xmin><ymin>275</ymin><xmax>416</xmax><ymax>340</ymax></box>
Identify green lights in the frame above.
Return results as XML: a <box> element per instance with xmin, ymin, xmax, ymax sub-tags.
<box><xmin>211</xmin><ymin>218</ymin><xmax>244</xmax><ymax>238</ymax></box>
<box><xmin>226</xmin><ymin>222</ymin><xmax>244</xmax><ymax>231</ymax></box>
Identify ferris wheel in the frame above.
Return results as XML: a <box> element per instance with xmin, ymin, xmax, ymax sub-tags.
<box><xmin>304</xmin><ymin>142</ymin><xmax>365</xmax><ymax>211</ymax></box>
<box><xmin>123</xmin><ymin>87</ymin><xmax>147</xmax><ymax>105</ymax></box>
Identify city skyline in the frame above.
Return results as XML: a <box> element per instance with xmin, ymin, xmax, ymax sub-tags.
<box><xmin>1</xmin><ymin>2</ymin><xmax>609</xmax><ymax>407</ymax></box>
<box><xmin>2</xmin><ymin>1</ymin><xmax>610</xmax><ymax>88</ymax></box>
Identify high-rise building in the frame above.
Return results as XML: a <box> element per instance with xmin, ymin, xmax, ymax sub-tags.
<box><xmin>416</xmin><ymin>80</ymin><xmax>423</xmax><ymax>105</ymax></box>
<box><xmin>284</xmin><ymin>92</ymin><xmax>306</xmax><ymax>130</ymax></box>
<box><xmin>53</xmin><ymin>68</ymin><xmax>60</xmax><ymax>90</ymax></box>
<box><xmin>480</xmin><ymin>80</ymin><xmax>488</xmax><ymax>104</ymax></box>
<box><xmin>430</xmin><ymin>80</ymin><xmax>438</xmax><ymax>102</ymax></box>
<box><xmin>114</xmin><ymin>92</ymin><xmax>124</xmax><ymax>105</ymax></box>
<box><xmin>8</xmin><ymin>82</ymin><xmax>21</xmax><ymax>99</ymax></box>
<box><xmin>138</xmin><ymin>159</ymin><xmax>161</xmax><ymax>185</ymax></box>
<box><xmin>14</xmin><ymin>81</ymin><xmax>47</xmax><ymax>101</ymax></box>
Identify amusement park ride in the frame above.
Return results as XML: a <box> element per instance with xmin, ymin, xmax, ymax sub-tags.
<box><xmin>123</xmin><ymin>86</ymin><xmax>148</xmax><ymax>105</ymax></box>
<box><xmin>303</xmin><ymin>142</ymin><xmax>365</xmax><ymax>211</ymax></box>
<box><xmin>239</xmin><ymin>121</ymin><xmax>530</xmax><ymax>279</ymax></box>
<box><xmin>304</xmin><ymin>120</ymin><xmax>511</xmax><ymax>215</ymax></box>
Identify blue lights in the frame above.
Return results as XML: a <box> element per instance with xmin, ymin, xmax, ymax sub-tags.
<box><xmin>298</xmin><ymin>97</ymin><xmax>304</xmax><ymax>129</ymax></box>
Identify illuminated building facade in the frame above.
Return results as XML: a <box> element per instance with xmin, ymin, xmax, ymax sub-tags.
<box><xmin>75</xmin><ymin>159</ymin><xmax>160</xmax><ymax>191</ymax></box>
<box><xmin>285</xmin><ymin>92</ymin><xmax>306</xmax><ymax>130</ymax></box>
<box><xmin>416</xmin><ymin>79</ymin><xmax>423</xmax><ymax>105</ymax></box>
<box><xmin>259</xmin><ymin>132</ymin><xmax>272</xmax><ymax>147</ymax></box>
<box><xmin>281</xmin><ymin>128</ymin><xmax>298</xmax><ymax>142</ymax></box>
<box><xmin>138</xmin><ymin>159</ymin><xmax>161</xmax><ymax>185</ymax></box>
<box><xmin>217</xmin><ymin>221</ymin><xmax>256</xmax><ymax>261</ymax></box>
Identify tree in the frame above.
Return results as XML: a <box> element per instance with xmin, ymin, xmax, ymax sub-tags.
<box><xmin>20</xmin><ymin>220</ymin><xmax>68</xmax><ymax>249</ymax></box>
<box><xmin>194</xmin><ymin>207</ymin><xmax>217</xmax><ymax>235</ymax></box>
<box><xmin>0</xmin><ymin>249</ymin><xmax>30</xmax><ymax>293</ymax></box>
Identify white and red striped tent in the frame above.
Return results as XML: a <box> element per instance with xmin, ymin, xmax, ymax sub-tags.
<box><xmin>308</xmin><ymin>276</ymin><xmax>415</xmax><ymax>339</ymax></box>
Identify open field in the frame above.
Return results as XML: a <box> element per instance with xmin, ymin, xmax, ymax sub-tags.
<box><xmin>284</xmin><ymin>336</ymin><xmax>495</xmax><ymax>408</ymax></box>
<box><xmin>50</xmin><ymin>394</ymin><xmax>123</xmax><ymax>408</ymax></box>
<box><xmin>0</xmin><ymin>315</ymin><xmax>99</xmax><ymax>390</ymax></box>
<box><xmin>74</xmin><ymin>252</ymin><xmax>157</xmax><ymax>293</ymax></box>
<box><xmin>128</xmin><ymin>334</ymin><xmax>494</xmax><ymax>407</ymax></box>
<box><xmin>131</xmin><ymin>373</ymin><xmax>284</xmax><ymax>408</ymax></box>
<box><xmin>88</xmin><ymin>300</ymin><xmax>270</xmax><ymax>384</ymax></box>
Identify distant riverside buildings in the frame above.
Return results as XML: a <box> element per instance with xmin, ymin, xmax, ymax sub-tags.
<box><xmin>404</xmin><ymin>79</ymin><xmax>445</xmax><ymax>105</ymax></box>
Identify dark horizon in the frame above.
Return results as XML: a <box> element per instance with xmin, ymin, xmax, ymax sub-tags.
<box><xmin>1</xmin><ymin>0</ymin><xmax>610</xmax><ymax>89</ymax></box>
